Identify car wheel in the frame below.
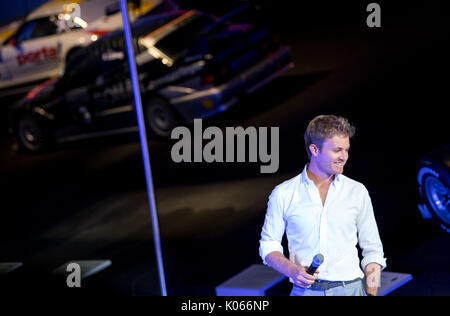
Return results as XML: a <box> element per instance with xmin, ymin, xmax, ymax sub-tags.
<box><xmin>417</xmin><ymin>159</ymin><xmax>450</xmax><ymax>233</ymax></box>
<box><xmin>17</xmin><ymin>115</ymin><xmax>48</xmax><ymax>152</ymax></box>
<box><xmin>144</xmin><ymin>98</ymin><xmax>177</xmax><ymax>137</ymax></box>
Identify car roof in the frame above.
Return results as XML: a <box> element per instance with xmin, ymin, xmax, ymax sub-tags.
<box><xmin>25</xmin><ymin>0</ymin><xmax>164</xmax><ymax>22</ymax></box>
<box><xmin>96</xmin><ymin>10</ymin><xmax>199</xmax><ymax>43</ymax></box>
<box><xmin>64</xmin><ymin>10</ymin><xmax>197</xmax><ymax>69</ymax></box>
<box><xmin>26</xmin><ymin>1</ymin><xmax>76</xmax><ymax>20</ymax></box>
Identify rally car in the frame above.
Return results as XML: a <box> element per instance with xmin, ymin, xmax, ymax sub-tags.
<box><xmin>8</xmin><ymin>5</ymin><xmax>293</xmax><ymax>152</ymax></box>
<box><xmin>0</xmin><ymin>0</ymin><xmax>169</xmax><ymax>92</ymax></box>
<box><xmin>417</xmin><ymin>144</ymin><xmax>450</xmax><ymax>233</ymax></box>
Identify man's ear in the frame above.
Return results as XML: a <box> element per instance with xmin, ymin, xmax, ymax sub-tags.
<box><xmin>309</xmin><ymin>144</ymin><xmax>319</xmax><ymax>157</ymax></box>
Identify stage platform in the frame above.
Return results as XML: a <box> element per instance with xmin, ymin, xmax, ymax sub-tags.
<box><xmin>216</xmin><ymin>264</ymin><xmax>413</xmax><ymax>296</ymax></box>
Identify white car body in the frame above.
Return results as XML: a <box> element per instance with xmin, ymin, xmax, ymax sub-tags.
<box><xmin>0</xmin><ymin>0</ymin><xmax>162</xmax><ymax>91</ymax></box>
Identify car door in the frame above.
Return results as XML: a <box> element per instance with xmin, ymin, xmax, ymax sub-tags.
<box><xmin>0</xmin><ymin>17</ymin><xmax>61</xmax><ymax>86</ymax></box>
<box><xmin>61</xmin><ymin>41</ymin><xmax>132</xmax><ymax>130</ymax></box>
<box><xmin>0</xmin><ymin>21</ymin><xmax>37</xmax><ymax>86</ymax></box>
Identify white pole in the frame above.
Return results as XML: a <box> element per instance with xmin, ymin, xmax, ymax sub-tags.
<box><xmin>119</xmin><ymin>0</ymin><xmax>167</xmax><ymax>296</ymax></box>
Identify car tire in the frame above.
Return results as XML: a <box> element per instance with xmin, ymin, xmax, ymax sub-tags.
<box><xmin>16</xmin><ymin>115</ymin><xmax>48</xmax><ymax>152</ymax></box>
<box><xmin>144</xmin><ymin>98</ymin><xmax>177</xmax><ymax>137</ymax></box>
<box><xmin>417</xmin><ymin>158</ymin><xmax>450</xmax><ymax>233</ymax></box>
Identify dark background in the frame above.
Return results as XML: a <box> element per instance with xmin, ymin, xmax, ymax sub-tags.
<box><xmin>0</xmin><ymin>0</ymin><xmax>449</xmax><ymax>296</ymax></box>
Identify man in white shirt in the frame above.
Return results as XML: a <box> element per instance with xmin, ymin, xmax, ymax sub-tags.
<box><xmin>259</xmin><ymin>115</ymin><xmax>386</xmax><ymax>296</ymax></box>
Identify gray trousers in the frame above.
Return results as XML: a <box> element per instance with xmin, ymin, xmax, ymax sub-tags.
<box><xmin>290</xmin><ymin>279</ymin><xmax>366</xmax><ymax>296</ymax></box>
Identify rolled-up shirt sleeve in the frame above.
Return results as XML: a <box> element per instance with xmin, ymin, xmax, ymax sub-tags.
<box><xmin>357</xmin><ymin>186</ymin><xmax>387</xmax><ymax>272</ymax></box>
<box><xmin>259</xmin><ymin>187</ymin><xmax>286</xmax><ymax>266</ymax></box>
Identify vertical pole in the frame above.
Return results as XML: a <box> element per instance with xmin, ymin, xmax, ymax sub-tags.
<box><xmin>120</xmin><ymin>0</ymin><xmax>167</xmax><ymax>296</ymax></box>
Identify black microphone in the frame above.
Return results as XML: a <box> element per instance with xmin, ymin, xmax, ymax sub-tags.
<box><xmin>306</xmin><ymin>254</ymin><xmax>324</xmax><ymax>275</ymax></box>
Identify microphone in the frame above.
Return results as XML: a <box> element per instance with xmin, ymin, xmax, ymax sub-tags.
<box><xmin>306</xmin><ymin>254</ymin><xmax>324</xmax><ymax>275</ymax></box>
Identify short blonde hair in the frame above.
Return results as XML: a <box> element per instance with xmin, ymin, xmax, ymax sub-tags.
<box><xmin>304</xmin><ymin>115</ymin><xmax>355</xmax><ymax>159</ymax></box>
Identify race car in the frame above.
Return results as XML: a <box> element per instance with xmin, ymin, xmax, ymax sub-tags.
<box><xmin>417</xmin><ymin>144</ymin><xmax>450</xmax><ymax>233</ymax></box>
<box><xmin>8</xmin><ymin>5</ymin><xmax>293</xmax><ymax>152</ymax></box>
<box><xmin>0</xmin><ymin>0</ymin><xmax>168</xmax><ymax>92</ymax></box>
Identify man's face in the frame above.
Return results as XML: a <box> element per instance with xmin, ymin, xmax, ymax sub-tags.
<box><xmin>311</xmin><ymin>134</ymin><xmax>350</xmax><ymax>175</ymax></box>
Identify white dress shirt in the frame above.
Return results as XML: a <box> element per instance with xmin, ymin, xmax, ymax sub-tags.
<box><xmin>259</xmin><ymin>165</ymin><xmax>386</xmax><ymax>282</ymax></box>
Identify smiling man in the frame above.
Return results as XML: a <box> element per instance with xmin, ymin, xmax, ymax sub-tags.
<box><xmin>259</xmin><ymin>115</ymin><xmax>386</xmax><ymax>296</ymax></box>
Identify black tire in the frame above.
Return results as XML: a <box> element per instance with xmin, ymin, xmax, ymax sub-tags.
<box><xmin>417</xmin><ymin>158</ymin><xmax>450</xmax><ymax>233</ymax></box>
<box><xmin>143</xmin><ymin>98</ymin><xmax>177</xmax><ymax>137</ymax></box>
<box><xmin>16</xmin><ymin>115</ymin><xmax>48</xmax><ymax>152</ymax></box>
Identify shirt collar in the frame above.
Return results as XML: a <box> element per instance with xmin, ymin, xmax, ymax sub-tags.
<box><xmin>300</xmin><ymin>165</ymin><xmax>313</xmax><ymax>185</ymax></box>
<box><xmin>301</xmin><ymin>164</ymin><xmax>343</xmax><ymax>185</ymax></box>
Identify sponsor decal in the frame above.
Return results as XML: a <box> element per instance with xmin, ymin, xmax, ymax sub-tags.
<box><xmin>147</xmin><ymin>60</ymin><xmax>205</xmax><ymax>89</ymax></box>
<box><xmin>16</xmin><ymin>47</ymin><xmax>58</xmax><ymax>66</ymax></box>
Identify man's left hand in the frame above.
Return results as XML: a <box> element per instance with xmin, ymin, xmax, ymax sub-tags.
<box><xmin>364</xmin><ymin>263</ymin><xmax>381</xmax><ymax>296</ymax></box>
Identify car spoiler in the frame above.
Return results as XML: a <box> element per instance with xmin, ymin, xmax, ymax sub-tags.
<box><xmin>201</xmin><ymin>1</ymin><xmax>254</xmax><ymax>33</ymax></box>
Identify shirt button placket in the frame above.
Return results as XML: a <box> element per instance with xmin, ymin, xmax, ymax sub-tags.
<box><xmin>319</xmin><ymin>185</ymin><xmax>333</xmax><ymax>275</ymax></box>
<box><xmin>319</xmin><ymin>204</ymin><xmax>328</xmax><ymax>269</ymax></box>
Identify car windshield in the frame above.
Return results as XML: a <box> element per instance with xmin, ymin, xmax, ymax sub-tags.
<box><xmin>16</xmin><ymin>17</ymin><xmax>58</xmax><ymax>42</ymax></box>
<box><xmin>16</xmin><ymin>20</ymin><xmax>37</xmax><ymax>42</ymax></box>
<box><xmin>154</xmin><ymin>13</ymin><xmax>215</xmax><ymax>58</ymax></box>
